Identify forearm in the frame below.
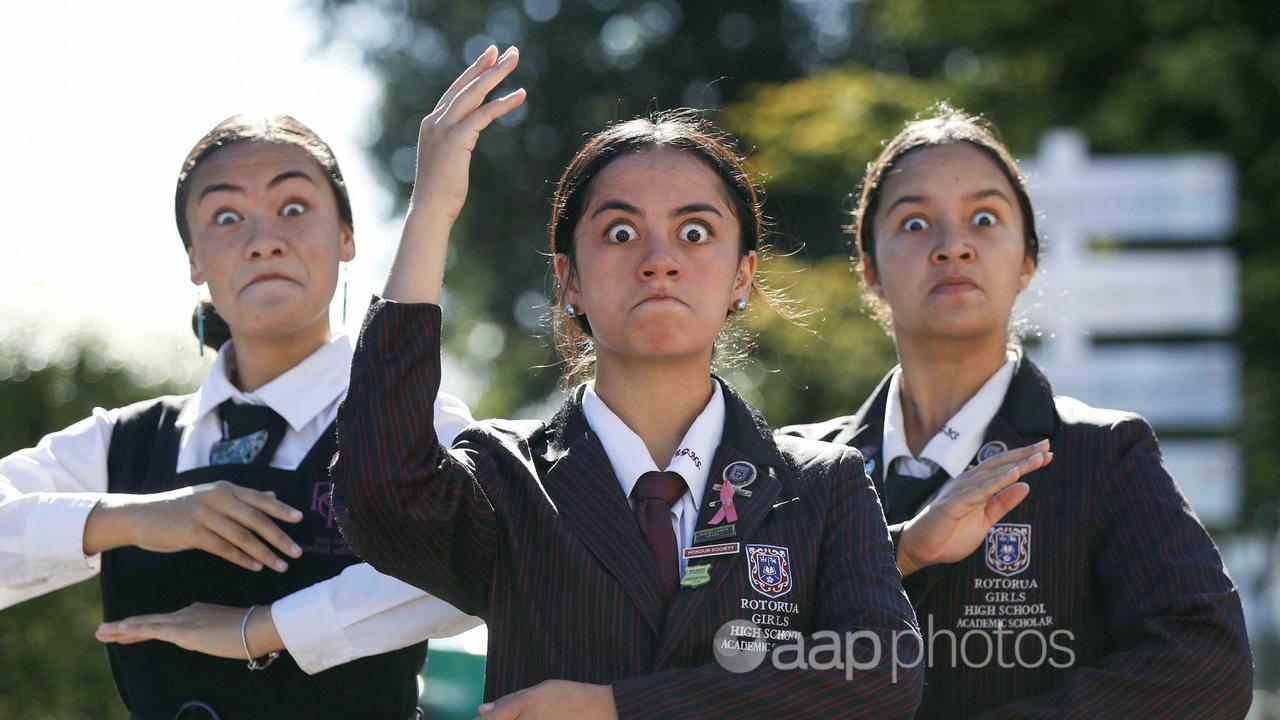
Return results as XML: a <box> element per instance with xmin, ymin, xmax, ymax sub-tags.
<box><xmin>382</xmin><ymin>209</ymin><xmax>452</xmax><ymax>304</ymax></box>
<box><xmin>333</xmin><ymin>299</ymin><xmax>497</xmax><ymax>613</ymax></box>
<box><xmin>81</xmin><ymin>494</ymin><xmax>145</xmax><ymax>555</ymax></box>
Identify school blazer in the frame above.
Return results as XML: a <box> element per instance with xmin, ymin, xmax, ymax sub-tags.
<box><xmin>782</xmin><ymin>354</ymin><xmax>1253</xmax><ymax>719</ymax></box>
<box><xmin>332</xmin><ymin>299</ymin><xmax>924</xmax><ymax>720</ymax></box>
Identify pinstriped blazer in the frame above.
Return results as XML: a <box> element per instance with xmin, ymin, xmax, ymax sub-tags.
<box><xmin>782</xmin><ymin>355</ymin><xmax>1252</xmax><ymax>719</ymax></box>
<box><xmin>332</xmin><ymin>299</ymin><xmax>924</xmax><ymax>720</ymax></box>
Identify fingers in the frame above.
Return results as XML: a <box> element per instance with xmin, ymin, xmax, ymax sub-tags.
<box><xmin>435</xmin><ymin>44</ymin><xmax>500</xmax><ymax>113</ymax></box>
<box><xmin>231</xmin><ymin>485</ymin><xmax>304</xmax><ymax>525</ymax></box>
<box><xmin>985</xmin><ymin>481</ymin><xmax>1031</xmax><ymax>524</ymax></box>
<box><xmin>458</xmin><ymin>88</ymin><xmax>527</xmax><ymax>137</ymax></box>
<box><xmin>224</xmin><ymin>490</ymin><xmax>304</xmax><ymax>559</ymax></box>
<box><xmin>96</xmin><ymin>613</ymin><xmax>175</xmax><ymax>645</ymax></box>
<box><xmin>978</xmin><ymin>439</ymin><xmax>1050</xmax><ymax>472</ymax></box>
<box><xmin>440</xmin><ymin>46</ymin><xmax>522</xmax><ymax>127</ymax></box>
<box><xmin>191</xmin><ymin>527</ymin><xmax>267</xmax><ymax>572</ymax></box>
<box><xmin>204</xmin><ymin>514</ymin><xmax>290</xmax><ymax>572</ymax></box>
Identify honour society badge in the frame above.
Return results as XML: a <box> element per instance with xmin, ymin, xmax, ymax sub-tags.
<box><xmin>985</xmin><ymin>523</ymin><xmax>1031</xmax><ymax>577</ymax></box>
<box><xmin>746</xmin><ymin>544</ymin><xmax>793</xmax><ymax>598</ymax></box>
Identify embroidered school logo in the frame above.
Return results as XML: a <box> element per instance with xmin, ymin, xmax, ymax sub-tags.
<box><xmin>746</xmin><ymin>544</ymin><xmax>792</xmax><ymax>598</ymax></box>
<box><xmin>312</xmin><ymin>481</ymin><xmax>336</xmax><ymax>528</ymax></box>
<box><xmin>985</xmin><ymin>523</ymin><xmax>1031</xmax><ymax>576</ymax></box>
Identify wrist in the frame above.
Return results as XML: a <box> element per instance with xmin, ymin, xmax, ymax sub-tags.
<box><xmin>896</xmin><ymin>522</ymin><xmax>925</xmax><ymax>578</ymax></box>
<box><xmin>82</xmin><ymin>495</ymin><xmax>140</xmax><ymax>555</ymax></box>
<box><xmin>247</xmin><ymin>603</ymin><xmax>286</xmax><ymax>657</ymax></box>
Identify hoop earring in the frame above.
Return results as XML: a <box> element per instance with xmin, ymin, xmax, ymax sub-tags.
<box><xmin>564</xmin><ymin>303</ymin><xmax>580</xmax><ymax>318</ymax></box>
<box><xmin>732</xmin><ymin>298</ymin><xmax>748</xmax><ymax>313</ymax></box>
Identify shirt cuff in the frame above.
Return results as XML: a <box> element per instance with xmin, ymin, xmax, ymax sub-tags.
<box><xmin>23</xmin><ymin>492</ymin><xmax>105</xmax><ymax>568</ymax></box>
<box><xmin>271</xmin><ymin>583</ymin><xmax>346</xmax><ymax>675</ymax></box>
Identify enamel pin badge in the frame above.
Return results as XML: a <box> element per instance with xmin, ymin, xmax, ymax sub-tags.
<box><xmin>709</xmin><ymin>461</ymin><xmax>757</xmax><ymax>526</ymax></box>
<box><xmin>681</xmin><ymin>563</ymin><xmax>712</xmax><ymax>588</ymax></box>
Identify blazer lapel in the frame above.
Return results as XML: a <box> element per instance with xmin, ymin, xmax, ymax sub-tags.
<box><xmin>652</xmin><ymin>379</ymin><xmax>784</xmax><ymax>667</ymax></box>
<box><xmin>537</xmin><ymin>394</ymin><xmax>669</xmax><ymax>637</ymax></box>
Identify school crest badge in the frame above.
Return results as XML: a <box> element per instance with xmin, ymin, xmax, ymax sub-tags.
<box><xmin>985</xmin><ymin>523</ymin><xmax>1031</xmax><ymax>577</ymax></box>
<box><xmin>746</xmin><ymin>544</ymin><xmax>792</xmax><ymax>598</ymax></box>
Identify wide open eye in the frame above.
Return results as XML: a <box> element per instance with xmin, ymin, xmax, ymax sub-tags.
<box><xmin>281</xmin><ymin>201</ymin><xmax>307</xmax><ymax>217</ymax></box>
<box><xmin>607</xmin><ymin>222</ymin><xmax>638</xmax><ymax>243</ymax></box>
<box><xmin>215</xmin><ymin>210</ymin><xmax>242</xmax><ymax>226</ymax></box>
<box><xmin>677</xmin><ymin>221</ymin><xmax>710</xmax><ymax>244</ymax></box>
<box><xmin>902</xmin><ymin>216</ymin><xmax>930</xmax><ymax>232</ymax></box>
<box><xmin>972</xmin><ymin>210</ymin><xmax>998</xmax><ymax>227</ymax></box>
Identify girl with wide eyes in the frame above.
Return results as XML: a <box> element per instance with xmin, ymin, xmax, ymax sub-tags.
<box><xmin>784</xmin><ymin>106</ymin><xmax>1252</xmax><ymax>719</ymax></box>
<box><xmin>332</xmin><ymin>46</ymin><xmax>922</xmax><ymax>720</ymax></box>
<box><xmin>0</xmin><ymin>114</ymin><xmax>484</xmax><ymax>718</ymax></box>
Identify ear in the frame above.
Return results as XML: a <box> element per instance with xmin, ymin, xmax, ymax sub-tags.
<box><xmin>861</xmin><ymin>255</ymin><xmax>886</xmax><ymax>299</ymax></box>
<box><xmin>1017</xmin><ymin>254</ymin><xmax>1036</xmax><ymax>293</ymax></box>
<box><xmin>734</xmin><ymin>250</ymin><xmax>758</xmax><ymax>295</ymax></box>
<box><xmin>188</xmin><ymin>245</ymin><xmax>206</xmax><ymax>286</ymax></box>
<box><xmin>553</xmin><ymin>253</ymin><xmax>577</xmax><ymax>302</ymax></box>
<box><xmin>338</xmin><ymin>223</ymin><xmax>356</xmax><ymax>263</ymax></box>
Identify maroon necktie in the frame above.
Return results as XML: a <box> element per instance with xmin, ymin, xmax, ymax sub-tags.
<box><xmin>632</xmin><ymin>471</ymin><xmax>687</xmax><ymax>602</ymax></box>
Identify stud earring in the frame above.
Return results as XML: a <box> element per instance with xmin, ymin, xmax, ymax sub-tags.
<box><xmin>564</xmin><ymin>303</ymin><xmax>580</xmax><ymax>318</ymax></box>
<box><xmin>732</xmin><ymin>298</ymin><xmax>748</xmax><ymax>312</ymax></box>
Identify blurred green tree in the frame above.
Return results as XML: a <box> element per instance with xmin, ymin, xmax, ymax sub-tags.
<box><xmin>0</xmin><ymin>338</ymin><xmax>189</xmax><ymax>719</ymax></box>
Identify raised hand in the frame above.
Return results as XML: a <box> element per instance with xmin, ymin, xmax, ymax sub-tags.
<box><xmin>896</xmin><ymin>440</ymin><xmax>1051</xmax><ymax>577</ymax></box>
<box><xmin>83</xmin><ymin>480</ymin><xmax>304</xmax><ymax>572</ymax></box>
<box><xmin>385</xmin><ymin>45</ymin><xmax>526</xmax><ymax>304</ymax></box>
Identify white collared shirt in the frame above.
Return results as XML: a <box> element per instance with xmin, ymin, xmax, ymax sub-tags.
<box><xmin>883</xmin><ymin>352</ymin><xmax>1017</xmax><ymax>481</ymax></box>
<box><xmin>582</xmin><ymin>379</ymin><xmax>725</xmax><ymax>572</ymax></box>
<box><xmin>0</xmin><ymin>335</ymin><xmax>482</xmax><ymax>673</ymax></box>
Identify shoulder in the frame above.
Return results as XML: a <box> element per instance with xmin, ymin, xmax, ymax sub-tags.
<box><xmin>774</xmin><ymin>434</ymin><xmax>865</xmax><ymax>483</ymax></box>
<box><xmin>1053</xmin><ymin>395</ymin><xmax>1155</xmax><ymax>449</ymax></box>
<box><xmin>112</xmin><ymin>394</ymin><xmax>192</xmax><ymax>429</ymax></box>
<box><xmin>776</xmin><ymin>415</ymin><xmax>857</xmax><ymax>444</ymax></box>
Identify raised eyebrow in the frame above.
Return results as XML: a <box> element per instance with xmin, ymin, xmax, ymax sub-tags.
<box><xmin>590</xmin><ymin>199</ymin><xmax>642</xmax><ymax>219</ymax></box>
<box><xmin>969</xmin><ymin>188</ymin><xmax>1015</xmax><ymax>206</ymax></box>
<box><xmin>674</xmin><ymin>202</ymin><xmax>723</xmax><ymax>218</ymax></box>
<box><xmin>268</xmin><ymin>169</ymin><xmax>317</xmax><ymax>189</ymax></box>
<box><xmin>882</xmin><ymin>194</ymin><xmax>927</xmax><ymax>216</ymax></box>
<box><xmin>197</xmin><ymin>182</ymin><xmax>243</xmax><ymax>202</ymax></box>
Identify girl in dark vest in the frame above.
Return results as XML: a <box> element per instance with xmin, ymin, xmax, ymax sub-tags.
<box><xmin>332</xmin><ymin>46</ymin><xmax>922</xmax><ymax>720</ymax></box>
<box><xmin>0</xmin><ymin>115</ymin><xmax>479</xmax><ymax>719</ymax></box>
<box><xmin>783</xmin><ymin>105</ymin><xmax>1252</xmax><ymax>719</ymax></box>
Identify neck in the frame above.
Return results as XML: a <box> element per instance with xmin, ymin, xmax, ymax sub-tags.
<box><xmin>227</xmin><ymin>315</ymin><xmax>332</xmax><ymax>392</ymax></box>
<box><xmin>593</xmin><ymin>350</ymin><xmax>715</xmax><ymax>467</ymax></box>
<box><xmin>894</xmin><ymin>331</ymin><xmax>1009</xmax><ymax>457</ymax></box>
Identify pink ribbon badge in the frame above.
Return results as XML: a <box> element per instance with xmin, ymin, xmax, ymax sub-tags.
<box><xmin>708</xmin><ymin>478</ymin><xmax>738</xmax><ymax>525</ymax></box>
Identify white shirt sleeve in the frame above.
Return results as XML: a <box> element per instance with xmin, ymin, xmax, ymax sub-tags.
<box><xmin>269</xmin><ymin>389</ymin><xmax>481</xmax><ymax>674</ymax></box>
<box><xmin>0</xmin><ymin>407</ymin><xmax>118</xmax><ymax>610</ymax></box>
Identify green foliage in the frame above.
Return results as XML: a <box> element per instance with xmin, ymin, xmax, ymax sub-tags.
<box><xmin>732</xmin><ymin>254</ymin><xmax>897</xmax><ymax>427</ymax></box>
<box><xmin>0</xmin><ymin>339</ymin><xmax>190</xmax><ymax>719</ymax></box>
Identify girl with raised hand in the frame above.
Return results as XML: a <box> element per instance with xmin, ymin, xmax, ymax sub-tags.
<box><xmin>1</xmin><ymin>114</ymin><xmax>480</xmax><ymax>719</ymax></box>
<box><xmin>784</xmin><ymin>105</ymin><xmax>1252</xmax><ymax>719</ymax></box>
<box><xmin>332</xmin><ymin>46</ymin><xmax>923</xmax><ymax>720</ymax></box>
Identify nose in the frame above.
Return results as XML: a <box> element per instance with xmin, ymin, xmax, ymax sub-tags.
<box><xmin>244</xmin><ymin>217</ymin><xmax>288</xmax><ymax>260</ymax></box>
<box><xmin>930</xmin><ymin>222</ymin><xmax>974</xmax><ymax>265</ymax></box>
<box><xmin>639</xmin><ymin>237</ymin><xmax>680</xmax><ymax>280</ymax></box>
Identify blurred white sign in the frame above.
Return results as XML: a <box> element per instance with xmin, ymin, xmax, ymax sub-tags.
<box><xmin>1022</xmin><ymin>129</ymin><xmax>1239</xmax><ymax>523</ymax></box>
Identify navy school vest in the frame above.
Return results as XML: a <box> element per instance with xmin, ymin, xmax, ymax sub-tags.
<box><xmin>101</xmin><ymin>396</ymin><xmax>426</xmax><ymax>719</ymax></box>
